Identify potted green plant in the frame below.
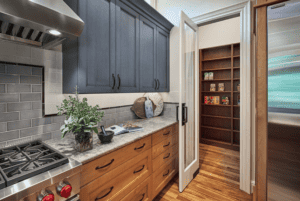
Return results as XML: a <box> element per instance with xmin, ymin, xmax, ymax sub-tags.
<box><xmin>57</xmin><ymin>87</ymin><xmax>104</xmax><ymax>152</ymax></box>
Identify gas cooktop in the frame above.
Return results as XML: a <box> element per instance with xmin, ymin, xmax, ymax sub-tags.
<box><xmin>0</xmin><ymin>140</ymin><xmax>68</xmax><ymax>189</ymax></box>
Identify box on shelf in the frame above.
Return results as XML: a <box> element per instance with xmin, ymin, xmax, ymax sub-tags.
<box><xmin>209</xmin><ymin>72</ymin><xmax>214</xmax><ymax>80</ymax></box>
<box><xmin>218</xmin><ymin>83</ymin><xmax>224</xmax><ymax>91</ymax></box>
<box><xmin>204</xmin><ymin>72</ymin><xmax>209</xmax><ymax>80</ymax></box>
<box><xmin>212</xmin><ymin>96</ymin><xmax>220</xmax><ymax>105</ymax></box>
<box><xmin>210</xmin><ymin>84</ymin><xmax>216</xmax><ymax>91</ymax></box>
<box><xmin>222</xmin><ymin>97</ymin><xmax>230</xmax><ymax>105</ymax></box>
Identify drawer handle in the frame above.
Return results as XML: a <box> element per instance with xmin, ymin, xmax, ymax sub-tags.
<box><xmin>134</xmin><ymin>143</ymin><xmax>146</xmax><ymax>150</ymax></box>
<box><xmin>139</xmin><ymin>193</ymin><xmax>145</xmax><ymax>201</ymax></box>
<box><xmin>163</xmin><ymin>153</ymin><xmax>170</xmax><ymax>159</ymax></box>
<box><xmin>163</xmin><ymin>142</ymin><xmax>170</xmax><ymax>147</ymax></box>
<box><xmin>163</xmin><ymin>169</ymin><xmax>170</xmax><ymax>177</ymax></box>
<box><xmin>95</xmin><ymin>159</ymin><xmax>114</xmax><ymax>170</ymax></box>
<box><xmin>163</xmin><ymin>131</ymin><xmax>170</xmax><ymax>136</ymax></box>
<box><xmin>134</xmin><ymin>165</ymin><xmax>145</xmax><ymax>174</ymax></box>
<box><xmin>95</xmin><ymin>186</ymin><xmax>114</xmax><ymax>200</ymax></box>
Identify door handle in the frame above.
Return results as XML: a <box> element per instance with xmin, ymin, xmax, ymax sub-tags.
<box><xmin>182</xmin><ymin>103</ymin><xmax>186</xmax><ymax>126</ymax></box>
<box><xmin>154</xmin><ymin>79</ymin><xmax>157</xmax><ymax>90</ymax></box>
<box><xmin>184</xmin><ymin>106</ymin><xmax>188</xmax><ymax>124</ymax></box>
<box><xmin>112</xmin><ymin>74</ymin><xmax>115</xmax><ymax>89</ymax></box>
<box><xmin>157</xmin><ymin>79</ymin><xmax>160</xmax><ymax>89</ymax></box>
<box><xmin>117</xmin><ymin>74</ymin><xmax>121</xmax><ymax>90</ymax></box>
<box><xmin>176</xmin><ymin>106</ymin><xmax>179</xmax><ymax>122</ymax></box>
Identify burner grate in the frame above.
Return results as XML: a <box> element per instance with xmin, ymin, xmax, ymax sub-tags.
<box><xmin>0</xmin><ymin>141</ymin><xmax>68</xmax><ymax>188</ymax></box>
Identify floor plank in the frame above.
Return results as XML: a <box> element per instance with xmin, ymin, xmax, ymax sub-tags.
<box><xmin>153</xmin><ymin>143</ymin><xmax>252</xmax><ymax>201</ymax></box>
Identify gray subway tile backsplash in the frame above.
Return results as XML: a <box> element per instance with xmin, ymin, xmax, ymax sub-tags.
<box><xmin>32</xmin><ymin>101</ymin><xmax>42</xmax><ymax>110</ymax></box>
<box><xmin>32</xmin><ymin>117</ymin><xmax>52</xmax><ymax>127</ymax></box>
<box><xmin>20</xmin><ymin>75</ymin><xmax>41</xmax><ymax>84</ymax></box>
<box><xmin>7</xmin><ymin>84</ymin><xmax>31</xmax><ymax>93</ymax></box>
<box><xmin>32</xmin><ymin>85</ymin><xmax>42</xmax><ymax>92</ymax></box>
<box><xmin>0</xmin><ymin>123</ymin><xmax>6</xmax><ymax>132</ymax></box>
<box><xmin>0</xmin><ymin>104</ymin><xmax>6</xmax><ymax>113</ymax></box>
<box><xmin>7</xmin><ymin>120</ymin><xmax>31</xmax><ymax>131</ymax></box>
<box><xmin>20</xmin><ymin>93</ymin><xmax>41</xmax><ymax>102</ymax></box>
<box><xmin>0</xmin><ymin>93</ymin><xmax>19</xmax><ymax>103</ymax></box>
<box><xmin>7</xmin><ymin>102</ymin><xmax>31</xmax><ymax>112</ymax></box>
<box><xmin>0</xmin><ymin>130</ymin><xmax>19</xmax><ymax>141</ymax></box>
<box><xmin>7</xmin><ymin>65</ymin><xmax>32</xmax><ymax>75</ymax></box>
<box><xmin>20</xmin><ymin>110</ymin><xmax>42</xmax><ymax>120</ymax></box>
<box><xmin>0</xmin><ymin>64</ymin><xmax>5</xmax><ymax>73</ymax></box>
<box><xmin>0</xmin><ymin>84</ymin><xmax>4</xmax><ymax>93</ymax></box>
<box><xmin>0</xmin><ymin>74</ymin><xmax>19</xmax><ymax>83</ymax></box>
<box><xmin>32</xmin><ymin>133</ymin><xmax>52</xmax><ymax>141</ymax></box>
<box><xmin>0</xmin><ymin>112</ymin><xmax>19</xmax><ymax>123</ymax></box>
<box><xmin>32</xmin><ymin>68</ymin><xmax>43</xmax><ymax>75</ymax></box>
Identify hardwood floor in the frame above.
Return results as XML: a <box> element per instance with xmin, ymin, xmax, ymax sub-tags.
<box><xmin>153</xmin><ymin>143</ymin><xmax>252</xmax><ymax>201</ymax></box>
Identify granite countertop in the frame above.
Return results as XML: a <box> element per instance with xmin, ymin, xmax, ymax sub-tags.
<box><xmin>44</xmin><ymin>116</ymin><xmax>178</xmax><ymax>164</ymax></box>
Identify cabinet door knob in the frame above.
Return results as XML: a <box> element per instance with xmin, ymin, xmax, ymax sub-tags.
<box><xmin>118</xmin><ymin>74</ymin><xmax>121</xmax><ymax>90</ymax></box>
<box><xmin>112</xmin><ymin>74</ymin><xmax>116</xmax><ymax>89</ymax></box>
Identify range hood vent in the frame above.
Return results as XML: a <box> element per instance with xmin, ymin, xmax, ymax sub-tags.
<box><xmin>0</xmin><ymin>0</ymin><xmax>84</xmax><ymax>48</ymax></box>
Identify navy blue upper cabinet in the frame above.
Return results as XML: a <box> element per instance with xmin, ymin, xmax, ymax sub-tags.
<box><xmin>63</xmin><ymin>0</ymin><xmax>116</xmax><ymax>94</ymax></box>
<box><xmin>115</xmin><ymin>1</ymin><xmax>140</xmax><ymax>93</ymax></box>
<box><xmin>139</xmin><ymin>16</ymin><xmax>157</xmax><ymax>92</ymax></box>
<box><xmin>63</xmin><ymin>0</ymin><xmax>173</xmax><ymax>94</ymax></box>
<box><xmin>156</xmin><ymin>27</ymin><xmax>170</xmax><ymax>92</ymax></box>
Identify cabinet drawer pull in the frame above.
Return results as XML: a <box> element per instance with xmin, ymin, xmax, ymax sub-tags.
<box><xmin>95</xmin><ymin>159</ymin><xmax>114</xmax><ymax>170</ymax></box>
<box><xmin>163</xmin><ymin>131</ymin><xmax>170</xmax><ymax>136</ymax></box>
<box><xmin>163</xmin><ymin>153</ymin><xmax>170</xmax><ymax>159</ymax></box>
<box><xmin>134</xmin><ymin>143</ymin><xmax>145</xmax><ymax>150</ymax></box>
<box><xmin>118</xmin><ymin>74</ymin><xmax>121</xmax><ymax>89</ymax></box>
<box><xmin>95</xmin><ymin>186</ymin><xmax>114</xmax><ymax>200</ymax></box>
<box><xmin>157</xmin><ymin>79</ymin><xmax>160</xmax><ymax>89</ymax></box>
<box><xmin>163</xmin><ymin>169</ymin><xmax>170</xmax><ymax>177</ymax></box>
<box><xmin>134</xmin><ymin>165</ymin><xmax>145</xmax><ymax>174</ymax></box>
<box><xmin>163</xmin><ymin>142</ymin><xmax>170</xmax><ymax>147</ymax></box>
<box><xmin>139</xmin><ymin>193</ymin><xmax>145</xmax><ymax>201</ymax></box>
<box><xmin>154</xmin><ymin>79</ymin><xmax>157</xmax><ymax>90</ymax></box>
<box><xmin>112</xmin><ymin>74</ymin><xmax>116</xmax><ymax>89</ymax></box>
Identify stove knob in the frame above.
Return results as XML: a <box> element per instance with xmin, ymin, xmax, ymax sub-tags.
<box><xmin>37</xmin><ymin>190</ymin><xmax>55</xmax><ymax>201</ymax></box>
<box><xmin>57</xmin><ymin>181</ymin><xmax>72</xmax><ymax>198</ymax></box>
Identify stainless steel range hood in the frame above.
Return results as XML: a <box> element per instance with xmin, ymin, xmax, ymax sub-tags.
<box><xmin>0</xmin><ymin>0</ymin><xmax>84</xmax><ymax>48</ymax></box>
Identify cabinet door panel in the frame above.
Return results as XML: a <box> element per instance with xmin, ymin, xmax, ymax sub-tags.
<box><xmin>78</xmin><ymin>0</ymin><xmax>116</xmax><ymax>93</ymax></box>
<box><xmin>139</xmin><ymin>16</ymin><xmax>157</xmax><ymax>92</ymax></box>
<box><xmin>156</xmin><ymin>27</ymin><xmax>169</xmax><ymax>92</ymax></box>
<box><xmin>116</xmin><ymin>1</ymin><xmax>139</xmax><ymax>93</ymax></box>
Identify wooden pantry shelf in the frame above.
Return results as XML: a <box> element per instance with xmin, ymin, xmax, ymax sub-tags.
<box><xmin>199</xmin><ymin>42</ymin><xmax>241</xmax><ymax>151</ymax></box>
<box><xmin>202</xmin><ymin>67</ymin><xmax>232</xmax><ymax>72</ymax></box>
<box><xmin>202</xmin><ymin>91</ymin><xmax>231</xmax><ymax>93</ymax></box>
<box><xmin>201</xmin><ymin>114</ymin><xmax>232</xmax><ymax>119</ymax></box>
<box><xmin>202</xmin><ymin>79</ymin><xmax>231</xmax><ymax>82</ymax></box>
<box><xmin>202</xmin><ymin>126</ymin><xmax>232</xmax><ymax>132</ymax></box>
<box><xmin>201</xmin><ymin>104</ymin><xmax>231</xmax><ymax>107</ymax></box>
<box><xmin>202</xmin><ymin>56</ymin><xmax>232</xmax><ymax>62</ymax></box>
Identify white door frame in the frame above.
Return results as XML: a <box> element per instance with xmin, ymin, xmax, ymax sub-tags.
<box><xmin>191</xmin><ymin>0</ymin><xmax>253</xmax><ymax>194</ymax></box>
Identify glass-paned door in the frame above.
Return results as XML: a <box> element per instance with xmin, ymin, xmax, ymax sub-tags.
<box><xmin>179</xmin><ymin>11</ymin><xmax>199</xmax><ymax>192</ymax></box>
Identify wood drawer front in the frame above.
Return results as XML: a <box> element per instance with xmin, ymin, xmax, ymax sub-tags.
<box><xmin>80</xmin><ymin>149</ymin><xmax>152</xmax><ymax>201</ymax></box>
<box><xmin>152</xmin><ymin>158</ymin><xmax>177</xmax><ymax>198</ymax></box>
<box><xmin>81</xmin><ymin>136</ymin><xmax>151</xmax><ymax>186</ymax></box>
<box><xmin>120</xmin><ymin>175</ymin><xmax>152</xmax><ymax>201</ymax></box>
<box><xmin>152</xmin><ymin>132</ymin><xmax>178</xmax><ymax>159</ymax></box>
<box><xmin>152</xmin><ymin>125</ymin><xmax>174</xmax><ymax>146</ymax></box>
<box><xmin>153</xmin><ymin>144</ymin><xmax>178</xmax><ymax>172</ymax></box>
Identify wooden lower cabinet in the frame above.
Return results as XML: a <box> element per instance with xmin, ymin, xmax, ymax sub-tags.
<box><xmin>120</xmin><ymin>176</ymin><xmax>153</xmax><ymax>201</ymax></box>
<box><xmin>80</xmin><ymin>123</ymin><xmax>178</xmax><ymax>201</ymax></box>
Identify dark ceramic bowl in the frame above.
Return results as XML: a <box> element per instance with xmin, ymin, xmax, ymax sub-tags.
<box><xmin>97</xmin><ymin>131</ymin><xmax>114</xmax><ymax>144</ymax></box>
